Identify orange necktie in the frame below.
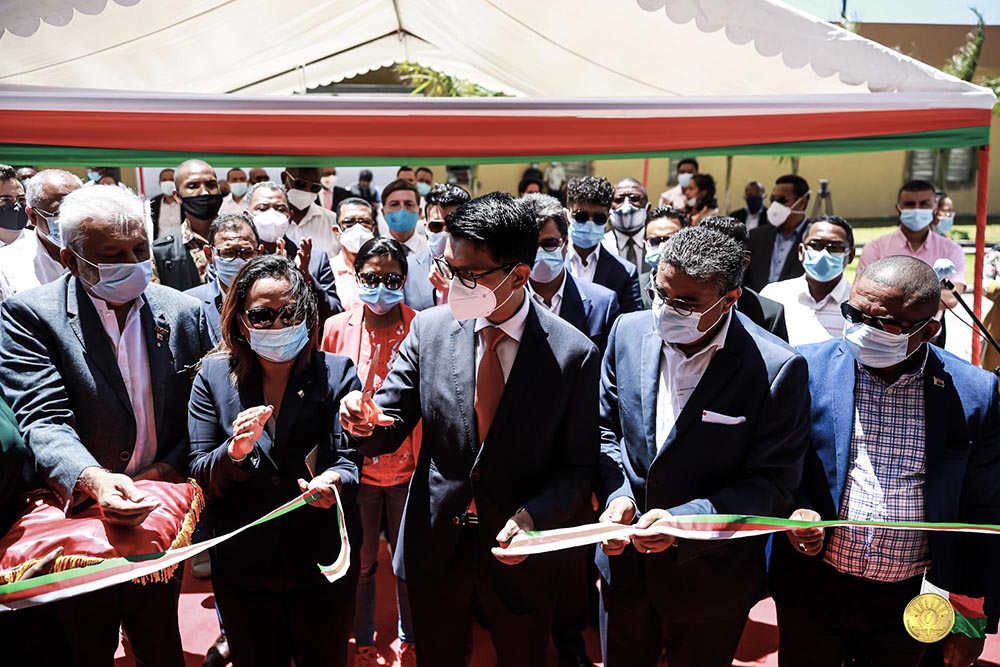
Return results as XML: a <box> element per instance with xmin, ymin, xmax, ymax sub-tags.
<box><xmin>474</xmin><ymin>327</ymin><xmax>507</xmax><ymax>446</ymax></box>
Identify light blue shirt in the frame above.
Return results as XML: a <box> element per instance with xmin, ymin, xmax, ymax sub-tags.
<box><xmin>769</xmin><ymin>216</ymin><xmax>809</xmax><ymax>283</ymax></box>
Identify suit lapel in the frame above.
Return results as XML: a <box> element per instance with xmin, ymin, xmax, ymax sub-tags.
<box><xmin>559</xmin><ymin>274</ymin><xmax>587</xmax><ymax>332</ymax></box>
<box><xmin>236</xmin><ymin>369</ymin><xmax>278</xmax><ymax>469</ymax></box>
<box><xmin>485</xmin><ymin>305</ymin><xmax>547</xmax><ymax>449</ymax></box>
<box><xmin>921</xmin><ymin>349</ymin><xmax>954</xmax><ymax>521</ymax></box>
<box><xmin>450</xmin><ymin>318</ymin><xmax>478</xmax><ymax>457</ymax></box>
<box><xmin>67</xmin><ymin>278</ymin><xmax>132</xmax><ymax>413</ymax></box>
<box><xmin>639</xmin><ymin>330</ymin><xmax>662</xmax><ymax>463</ymax></box>
<box><xmin>592</xmin><ymin>250</ymin><xmax>610</xmax><ymax>285</ymax></box>
<box><xmin>140</xmin><ymin>290</ymin><xmax>173</xmax><ymax>439</ymax></box>
<box><xmin>830</xmin><ymin>344</ymin><xmax>857</xmax><ymax>514</ymax></box>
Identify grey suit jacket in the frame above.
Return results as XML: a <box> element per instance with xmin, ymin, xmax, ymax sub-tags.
<box><xmin>355</xmin><ymin>300</ymin><xmax>601</xmax><ymax>604</ymax></box>
<box><xmin>0</xmin><ymin>276</ymin><xmax>212</xmax><ymax>507</ymax></box>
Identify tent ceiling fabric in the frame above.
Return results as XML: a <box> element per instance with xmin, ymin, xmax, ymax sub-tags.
<box><xmin>0</xmin><ymin>0</ymin><xmax>988</xmax><ymax>99</ymax></box>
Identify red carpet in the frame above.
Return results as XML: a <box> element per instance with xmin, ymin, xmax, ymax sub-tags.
<box><xmin>114</xmin><ymin>539</ymin><xmax>1000</xmax><ymax>666</ymax></box>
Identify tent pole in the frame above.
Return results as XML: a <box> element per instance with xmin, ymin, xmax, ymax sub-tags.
<box><xmin>972</xmin><ymin>144</ymin><xmax>990</xmax><ymax>367</ymax></box>
<box><xmin>642</xmin><ymin>158</ymin><xmax>650</xmax><ymax>189</ymax></box>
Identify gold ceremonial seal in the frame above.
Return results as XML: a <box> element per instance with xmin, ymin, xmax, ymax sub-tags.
<box><xmin>903</xmin><ymin>593</ymin><xmax>955</xmax><ymax>643</ymax></box>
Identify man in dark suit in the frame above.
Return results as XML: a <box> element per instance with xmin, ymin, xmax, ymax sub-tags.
<box><xmin>564</xmin><ymin>176</ymin><xmax>643</xmax><ymax>313</ymax></box>
<box><xmin>770</xmin><ymin>256</ymin><xmax>1000</xmax><ymax>667</ymax></box>
<box><xmin>729</xmin><ymin>180</ymin><xmax>766</xmax><ymax>231</ymax></box>
<box><xmin>638</xmin><ymin>206</ymin><xmax>689</xmax><ymax>310</ymax></box>
<box><xmin>745</xmin><ymin>174</ymin><xmax>811</xmax><ymax>292</ymax></box>
<box><xmin>316</xmin><ymin>167</ymin><xmax>353</xmax><ymax>212</ymax></box>
<box><xmin>0</xmin><ymin>184</ymin><xmax>212</xmax><ymax>666</ymax></box>
<box><xmin>148</xmin><ymin>167</ymin><xmax>182</xmax><ymax>240</ymax></box>
<box><xmin>341</xmin><ymin>192</ymin><xmax>600</xmax><ymax>667</ymax></box>
<box><xmin>597</xmin><ymin>226</ymin><xmax>810</xmax><ymax>667</ymax></box>
<box><xmin>700</xmin><ymin>216</ymin><xmax>789</xmax><ymax>342</ymax></box>
<box><xmin>403</xmin><ymin>183</ymin><xmax>471</xmax><ymax>311</ymax></box>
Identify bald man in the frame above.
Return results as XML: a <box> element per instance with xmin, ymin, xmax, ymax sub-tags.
<box><xmin>152</xmin><ymin>159</ymin><xmax>224</xmax><ymax>291</ymax></box>
<box><xmin>770</xmin><ymin>256</ymin><xmax>1000</xmax><ymax>667</ymax></box>
<box><xmin>279</xmin><ymin>167</ymin><xmax>340</xmax><ymax>259</ymax></box>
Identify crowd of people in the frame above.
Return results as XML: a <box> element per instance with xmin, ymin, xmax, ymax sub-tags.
<box><xmin>0</xmin><ymin>158</ymin><xmax>996</xmax><ymax>667</ymax></box>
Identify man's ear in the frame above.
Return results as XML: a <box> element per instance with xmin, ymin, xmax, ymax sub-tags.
<box><xmin>203</xmin><ymin>245</ymin><xmax>213</xmax><ymax>265</ymax></box>
<box><xmin>510</xmin><ymin>263</ymin><xmax>532</xmax><ymax>290</ymax></box>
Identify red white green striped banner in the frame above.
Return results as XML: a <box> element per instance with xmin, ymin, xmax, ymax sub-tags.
<box><xmin>0</xmin><ymin>487</ymin><xmax>350</xmax><ymax>612</ymax></box>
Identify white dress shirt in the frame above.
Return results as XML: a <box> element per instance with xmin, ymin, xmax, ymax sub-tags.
<box><xmin>602</xmin><ymin>229</ymin><xmax>644</xmax><ymax>268</ymax></box>
<box><xmin>285</xmin><ymin>203</ymin><xmax>340</xmax><ymax>260</ymax></box>
<box><xmin>398</xmin><ymin>230</ymin><xmax>428</xmax><ymax>257</ymax></box>
<box><xmin>157</xmin><ymin>198</ymin><xmax>181</xmax><ymax>239</ymax></box>
<box><xmin>655</xmin><ymin>311</ymin><xmax>732</xmax><ymax>450</ymax></box>
<box><xmin>527</xmin><ymin>271</ymin><xmax>567</xmax><ymax>317</ymax></box>
<box><xmin>86</xmin><ymin>293</ymin><xmax>158</xmax><ymax>476</ymax></box>
<box><xmin>219</xmin><ymin>193</ymin><xmax>248</xmax><ymax>216</ymax></box>
<box><xmin>744</xmin><ymin>210</ymin><xmax>763</xmax><ymax>231</ymax></box>
<box><xmin>474</xmin><ymin>290</ymin><xmax>531</xmax><ymax>383</ymax></box>
<box><xmin>567</xmin><ymin>242</ymin><xmax>600</xmax><ymax>284</ymax></box>
<box><xmin>761</xmin><ymin>275</ymin><xmax>851</xmax><ymax>346</ymax></box>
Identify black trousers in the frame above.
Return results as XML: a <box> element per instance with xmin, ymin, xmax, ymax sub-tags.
<box><xmin>599</xmin><ymin>573</ymin><xmax>749</xmax><ymax>667</ymax></box>
<box><xmin>773</xmin><ymin>560</ymin><xmax>927</xmax><ymax>667</ymax></box>
<box><xmin>551</xmin><ymin>545</ymin><xmax>597</xmax><ymax>659</ymax></box>
<box><xmin>56</xmin><ymin>570</ymin><xmax>184</xmax><ymax>667</ymax></box>
<box><xmin>408</xmin><ymin>526</ymin><xmax>555</xmax><ymax>667</ymax></box>
<box><xmin>213</xmin><ymin>574</ymin><xmax>355</xmax><ymax>667</ymax></box>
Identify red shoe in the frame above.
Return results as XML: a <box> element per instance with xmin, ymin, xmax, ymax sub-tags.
<box><xmin>356</xmin><ymin>646</ymin><xmax>388</xmax><ymax>667</ymax></box>
<box><xmin>399</xmin><ymin>642</ymin><xmax>417</xmax><ymax>667</ymax></box>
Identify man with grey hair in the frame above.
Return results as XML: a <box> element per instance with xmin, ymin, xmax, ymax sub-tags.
<box><xmin>0</xmin><ymin>169</ymin><xmax>82</xmax><ymax>301</ymax></box>
<box><xmin>596</xmin><ymin>225</ymin><xmax>810</xmax><ymax>667</ymax></box>
<box><xmin>771</xmin><ymin>255</ymin><xmax>1000</xmax><ymax>667</ymax></box>
<box><xmin>0</xmin><ymin>184</ymin><xmax>212</xmax><ymax>665</ymax></box>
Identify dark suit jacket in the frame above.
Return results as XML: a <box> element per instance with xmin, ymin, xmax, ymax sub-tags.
<box><xmin>0</xmin><ymin>276</ymin><xmax>212</xmax><ymax>507</ymax></box>
<box><xmin>355</xmin><ymin>302</ymin><xmax>601</xmax><ymax>608</ymax></box>
<box><xmin>149</xmin><ymin>194</ymin><xmax>165</xmax><ymax>240</ymax></box>
<box><xmin>745</xmin><ymin>221</ymin><xmax>808</xmax><ymax>292</ymax></box>
<box><xmin>315</xmin><ymin>186</ymin><xmax>353</xmax><ymax>211</ymax></box>
<box><xmin>185</xmin><ymin>280</ymin><xmax>223</xmax><ymax>347</ymax></box>
<box><xmin>738</xmin><ymin>288</ymin><xmax>789</xmax><ymax>342</ymax></box>
<box><xmin>188</xmin><ymin>351</ymin><xmax>361</xmax><ymax>591</ymax></box>
<box><xmin>593</xmin><ymin>249</ymin><xmax>643</xmax><ymax>314</ymax></box>
<box><xmin>279</xmin><ymin>238</ymin><xmax>343</xmax><ymax>324</ymax></box>
<box><xmin>152</xmin><ymin>228</ymin><xmax>202</xmax><ymax>292</ymax></box>
<box><xmin>558</xmin><ymin>273</ymin><xmax>620</xmax><ymax>353</ymax></box>
<box><xmin>769</xmin><ymin>340</ymin><xmax>1000</xmax><ymax>631</ymax></box>
<box><xmin>597</xmin><ymin>311</ymin><xmax>810</xmax><ymax>622</ymax></box>
<box><xmin>0</xmin><ymin>390</ymin><xmax>29</xmax><ymax>532</ymax></box>
<box><xmin>402</xmin><ymin>248</ymin><xmax>437</xmax><ymax>312</ymax></box>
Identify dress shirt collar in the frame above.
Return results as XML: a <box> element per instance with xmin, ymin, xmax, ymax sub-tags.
<box><xmin>777</xmin><ymin>215</ymin><xmax>809</xmax><ymax>239</ymax></box>
<box><xmin>891</xmin><ymin>226</ymin><xmax>931</xmax><ymax>253</ymax></box>
<box><xmin>800</xmin><ymin>275</ymin><xmax>852</xmax><ymax>309</ymax></box>
<box><xmin>856</xmin><ymin>344</ymin><xmax>929</xmax><ymax>388</ymax></box>
<box><xmin>475</xmin><ymin>288</ymin><xmax>531</xmax><ymax>343</ymax></box>
<box><xmin>86</xmin><ymin>291</ymin><xmax>146</xmax><ymax>332</ymax></box>
<box><xmin>663</xmin><ymin>309</ymin><xmax>733</xmax><ymax>360</ymax></box>
<box><xmin>528</xmin><ymin>271</ymin><xmax>567</xmax><ymax>312</ymax></box>
<box><xmin>613</xmin><ymin>228</ymin><xmax>643</xmax><ymax>248</ymax></box>
<box><xmin>567</xmin><ymin>241</ymin><xmax>601</xmax><ymax>267</ymax></box>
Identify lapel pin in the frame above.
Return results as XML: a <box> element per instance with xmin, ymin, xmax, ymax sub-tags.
<box><xmin>297</xmin><ymin>389</ymin><xmax>305</xmax><ymax>398</ymax></box>
<box><xmin>933</xmin><ymin>377</ymin><xmax>945</xmax><ymax>388</ymax></box>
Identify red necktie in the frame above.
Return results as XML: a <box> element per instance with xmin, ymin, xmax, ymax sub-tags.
<box><xmin>323</xmin><ymin>190</ymin><xmax>332</xmax><ymax>209</ymax></box>
<box><xmin>474</xmin><ymin>327</ymin><xmax>507</xmax><ymax>445</ymax></box>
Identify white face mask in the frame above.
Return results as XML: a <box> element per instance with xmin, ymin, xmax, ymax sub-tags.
<box><xmin>321</xmin><ymin>175</ymin><xmax>337</xmax><ymax>190</ymax></box>
<box><xmin>686</xmin><ymin>196</ymin><xmax>699</xmax><ymax>208</ymax></box>
<box><xmin>653</xmin><ymin>294</ymin><xmax>727</xmax><ymax>345</ymax></box>
<box><xmin>253</xmin><ymin>209</ymin><xmax>291</xmax><ymax>244</ymax></box>
<box><xmin>159</xmin><ymin>181</ymin><xmax>176</xmax><ymax>197</ymax></box>
<box><xmin>448</xmin><ymin>269</ymin><xmax>518</xmax><ymax>321</ymax></box>
<box><xmin>842</xmin><ymin>320</ymin><xmax>928</xmax><ymax>369</ymax></box>
<box><xmin>339</xmin><ymin>223</ymin><xmax>374</xmax><ymax>254</ymax></box>
<box><xmin>611</xmin><ymin>201</ymin><xmax>646</xmax><ymax>234</ymax></box>
<box><xmin>766</xmin><ymin>194</ymin><xmax>808</xmax><ymax>227</ymax></box>
<box><xmin>677</xmin><ymin>173</ymin><xmax>693</xmax><ymax>189</ymax></box>
<box><xmin>286</xmin><ymin>187</ymin><xmax>316</xmax><ymax>211</ymax></box>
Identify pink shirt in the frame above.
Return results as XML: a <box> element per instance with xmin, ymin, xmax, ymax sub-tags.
<box><xmin>857</xmin><ymin>228</ymin><xmax>966</xmax><ymax>284</ymax></box>
<box><xmin>331</xmin><ymin>252</ymin><xmax>359</xmax><ymax>310</ymax></box>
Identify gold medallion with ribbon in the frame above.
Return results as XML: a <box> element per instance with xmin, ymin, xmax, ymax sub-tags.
<box><xmin>903</xmin><ymin>593</ymin><xmax>955</xmax><ymax>643</ymax></box>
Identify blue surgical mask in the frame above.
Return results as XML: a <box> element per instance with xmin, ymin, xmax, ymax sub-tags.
<box><xmin>38</xmin><ymin>212</ymin><xmax>62</xmax><ymax>247</ymax></box>
<box><xmin>385</xmin><ymin>210</ymin><xmax>418</xmax><ymax>234</ymax></box>
<box><xmin>843</xmin><ymin>320</ymin><xmax>927</xmax><ymax>369</ymax></box>
<box><xmin>802</xmin><ymin>248</ymin><xmax>845</xmax><ymax>283</ymax></box>
<box><xmin>73</xmin><ymin>253</ymin><xmax>153</xmax><ymax>304</ymax></box>
<box><xmin>899</xmin><ymin>208</ymin><xmax>934</xmax><ymax>232</ymax></box>
<box><xmin>214</xmin><ymin>256</ymin><xmax>246</xmax><ymax>288</ymax></box>
<box><xmin>358</xmin><ymin>285</ymin><xmax>405</xmax><ymax>315</ymax></box>
<box><xmin>427</xmin><ymin>230</ymin><xmax>448</xmax><ymax>257</ymax></box>
<box><xmin>531</xmin><ymin>247</ymin><xmax>565</xmax><ymax>283</ymax></box>
<box><xmin>935</xmin><ymin>214</ymin><xmax>955</xmax><ymax>235</ymax></box>
<box><xmin>245</xmin><ymin>321</ymin><xmax>309</xmax><ymax>363</ymax></box>
<box><xmin>569</xmin><ymin>221</ymin><xmax>605</xmax><ymax>249</ymax></box>
<box><xmin>416</xmin><ymin>182</ymin><xmax>431</xmax><ymax>197</ymax></box>
<box><xmin>86</xmin><ymin>170</ymin><xmax>101</xmax><ymax>182</ymax></box>
<box><xmin>677</xmin><ymin>173</ymin><xmax>693</xmax><ymax>189</ymax></box>
<box><xmin>653</xmin><ymin>294</ymin><xmax>726</xmax><ymax>345</ymax></box>
<box><xmin>229</xmin><ymin>182</ymin><xmax>248</xmax><ymax>198</ymax></box>
<box><xmin>644</xmin><ymin>242</ymin><xmax>661</xmax><ymax>270</ymax></box>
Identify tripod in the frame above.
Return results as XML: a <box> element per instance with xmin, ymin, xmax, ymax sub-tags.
<box><xmin>943</xmin><ymin>279</ymin><xmax>1000</xmax><ymax>376</ymax></box>
<box><xmin>811</xmin><ymin>178</ymin><xmax>834</xmax><ymax>218</ymax></box>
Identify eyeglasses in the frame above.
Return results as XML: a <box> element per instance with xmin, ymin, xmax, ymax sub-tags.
<box><xmin>426</xmin><ymin>219</ymin><xmax>446</xmax><ymax>234</ymax></box>
<box><xmin>840</xmin><ymin>302</ymin><xmax>931</xmax><ymax>336</ymax></box>
<box><xmin>283</xmin><ymin>172</ymin><xmax>322</xmax><ymax>194</ymax></box>
<box><xmin>804</xmin><ymin>239</ymin><xmax>849</xmax><ymax>255</ymax></box>
<box><xmin>339</xmin><ymin>217</ymin><xmax>374</xmax><ymax>230</ymax></box>
<box><xmin>571</xmin><ymin>210</ymin><xmax>608</xmax><ymax>225</ymax></box>
<box><xmin>0</xmin><ymin>196</ymin><xmax>25</xmax><ymax>207</ymax></box>
<box><xmin>612</xmin><ymin>193</ymin><xmax>645</xmax><ymax>206</ymax></box>
<box><xmin>214</xmin><ymin>246</ymin><xmax>258</xmax><ymax>261</ymax></box>
<box><xmin>433</xmin><ymin>255</ymin><xmax>519</xmax><ymax>289</ymax></box>
<box><xmin>244</xmin><ymin>303</ymin><xmax>302</xmax><ymax>329</ymax></box>
<box><xmin>646</xmin><ymin>235</ymin><xmax>671</xmax><ymax>248</ymax></box>
<box><xmin>357</xmin><ymin>272</ymin><xmax>404</xmax><ymax>290</ymax></box>
<box><xmin>538</xmin><ymin>236</ymin><xmax>566</xmax><ymax>251</ymax></box>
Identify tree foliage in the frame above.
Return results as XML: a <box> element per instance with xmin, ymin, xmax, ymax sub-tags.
<box><xmin>394</xmin><ymin>62</ymin><xmax>506</xmax><ymax>98</ymax></box>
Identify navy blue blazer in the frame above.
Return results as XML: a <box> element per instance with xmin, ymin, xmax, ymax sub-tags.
<box><xmin>558</xmin><ymin>273</ymin><xmax>620</xmax><ymax>353</ymax></box>
<box><xmin>769</xmin><ymin>340</ymin><xmax>1000</xmax><ymax>630</ymax></box>
<box><xmin>184</xmin><ymin>280</ymin><xmax>223</xmax><ymax>347</ymax></box>
<box><xmin>355</xmin><ymin>301</ymin><xmax>601</xmax><ymax>610</ymax></box>
<box><xmin>188</xmin><ymin>351</ymin><xmax>362</xmax><ymax>591</ymax></box>
<box><xmin>593</xmin><ymin>249</ymin><xmax>643</xmax><ymax>314</ymax></box>
<box><xmin>402</xmin><ymin>248</ymin><xmax>437</xmax><ymax>311</ymax></box>
<box><xmin>597</xmin><ymin>310</ymin><xmax>810</xmax><ymax>622</ymax></box>
<box><xmin>281</xmin><ymin>237</ymin><xmax>343</xmax><ymax>324</ymax></box>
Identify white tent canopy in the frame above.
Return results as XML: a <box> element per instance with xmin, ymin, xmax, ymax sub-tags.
<box><xmin>0</xmin><ymin>0</ymin><xmax>987</xmax><ymax>99</ymax></box>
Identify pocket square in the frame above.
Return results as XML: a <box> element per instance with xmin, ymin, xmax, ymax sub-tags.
<box><xmin>702</xmin><ymin>410</ymin><xmax>746</xmax><ymax>425</ymax></box>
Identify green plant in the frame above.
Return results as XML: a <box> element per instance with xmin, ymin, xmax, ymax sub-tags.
<box><xmin>394</xmin><ymin>62</ymin><xmax>506</xmax><ymax>98</ymax></box>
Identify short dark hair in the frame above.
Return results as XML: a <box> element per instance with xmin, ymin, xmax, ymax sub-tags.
<box><xmin>446</xmin><ymin>192</ymin><xmax>538</xmax><ymax>266</ymax></box>
<box><xmin>699</xmin><ymin>215</ymin><xmax>749</xmax><ymax>250</ymax></box>
<box><xmin>898</xmin><ymin>179</ymin><xmax>936</xmax><ymax>200</ymax></box>
<box><xmin>678</xmin><ymin>157</ymin><xmax>699</xmax><ymax>171</ymax></box>
<box><xmin>424</xmin><ymin>183</ymin><xmax>471</xmax><ymax>213</ymax></box>
<box><xmin>690</xmin><ymin>173</ymin><xmax>717</xmax><ymax>209</ymax></box>
<box><xmin>776</xmin><ymin>174</ymin><xmax>810</xmax><ymax>199</ymax></box>
<box><xmin>805</xmin><ymin>214</ymin><xmax>854</xmax><ymax>249</ymax></box>
<box><xmin>648</xmin><ymin>206</ymin><xmax>690</xmax><ymax>228</ymax></box>
<box><xmin>0</xmin><ymin>164</ymin><xmax>16</xmax><ymax>184</ymax></box>
<box><xmin>517</xmin><ymin>177</ymin><xmax>544</xmax><ymax>196</ymax></box>
<box><xmin>208</xmin><ymin>213</ymin><xmax>259</xmax><ymax>246</ymax></box>
<box><xmin>660</xmin><ymin>226</ymin><xmax>745</xmax><ymax>295</ymax></box>
<box><xmin>359</xmin><ymin>169</ymin><xmax>373</xmax><ymax>182</ymax></box>
<box><xmin>521</xmin><ymin>193</ymin><xmax>568</xmax><ymax>237</ymax></box>
<box><xmin>566</xmin><ymin>176</ymin><xmax>614</xmax><ymax>208</ymax></box>
<box><xmin>218</xmin><ymin>255</ymin><xmax>318</xmax><ymax>383</ymax></box>
<box><xmin>382</xmin><ymin>178</ymin><xmax>420</xmax><ymax>203</ymax></box>
<box><xmin>415</xmin><ymin>167</ymin><xmax>433</xmax><ymax>178</ymax></box>
<box><xmin>353</xmin><ymin>237</ymin><xmax>409</xmax><ymax>276</ymax></box>
<box><xmin>158</xmin><ymin>168</ymin><xmax>175</xmax><ymax>180</ymax></box>
<box><xmin>397</xmin><ymin>166</ymin><xmax>415</xmax><ymax>176</ymax></box>
<box><xmin>226</xmin><ymin>168</ymin><xmax>245</xmax><ymax>180</ymax></box>
<box><xmin>335</xmin><ymin>197</ymin><xmax>373</xmax><ymax>219</ymax></box>
<box><xmin>858</xmin><ymin>256</ymin><xmax>941</xmax><ymax>314</ymax></box>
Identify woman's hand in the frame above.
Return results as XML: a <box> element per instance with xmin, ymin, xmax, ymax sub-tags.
<box><xmin>229</xmin><ymin>405</ymin><xmax>273</xmax><ymax>460</ymax></box>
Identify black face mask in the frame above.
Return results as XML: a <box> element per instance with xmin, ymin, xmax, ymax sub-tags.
<box><xmin>0</xmin><ymin>200</ymin><xmax>28</xmax><ymax>231</ymax></box>
<box><xmin>180</xmin><ymin>193</ymin><xmax>224</xmax><ymax>221</ymax></box>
